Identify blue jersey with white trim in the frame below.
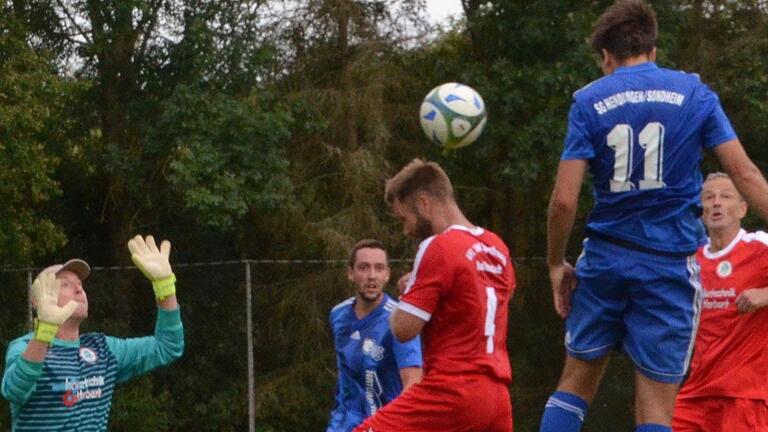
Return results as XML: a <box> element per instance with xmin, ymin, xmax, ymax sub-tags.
<box><xmin>327</xmin><ymin>294</ymin><xmax>422</xmax><ymax>432</ymax></box>
<box><xmin>562</xmin><ymin>62</ymin><xmax>737</xmax><ymax>253</ymax></box>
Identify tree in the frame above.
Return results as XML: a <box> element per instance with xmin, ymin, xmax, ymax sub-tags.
<box><xmin>0</xmin><ymin>11</ymin><xmax>71</xmax><ymax>265</ymax></box>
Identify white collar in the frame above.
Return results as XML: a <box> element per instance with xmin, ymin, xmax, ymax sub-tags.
<box><xmin>445</xmin><ymin>224</ymin><xmax>484</xmax><ymax>236</ymax></box>
<box><xmin>703</xmin><ymin>228</ymin><xmax>745</xmax><ymax>259</ymax></box>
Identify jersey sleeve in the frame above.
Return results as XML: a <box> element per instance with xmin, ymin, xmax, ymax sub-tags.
<box><xmin>1</xmin><ymin>336</ymin><xmax>43</xmax><ymax>406</ymax></box>
<box><xmin>392</xmin><ymin>334</ymin><xmax>422</xmax><ymax>369</ymax></box>
<box><xmin>698</xmin><ymin>85</ymin><xmax>737</xmax><ymax>149</ymax></box>
<box><xmin>561</xmin><ymin>102</ymin><xmax>596</xmax><ymax>160</ymax></box>
<box><xmin>398</xmin><ymin>237</ymin><xmax>448</xmax><ymax>321</ymax></box>
<box><xmin>106</xmin><ymin>307</ymin><xmax>184</xmax><ymax>384</ymax></box>
<box><xmin>754</xmin><ymin>232</ymin><xmax>768</xmax><ymax>271</ymax></box>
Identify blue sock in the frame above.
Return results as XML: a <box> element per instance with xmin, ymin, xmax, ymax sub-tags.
<box><xmin>539</xmin><ymin>391</ymin><xmax>588</xmax><ymax>432</ymax></box>
<box><xmin>635</xmin><ymin>424</ymin><xmax>671</xmax><ymax>432</ymax></box>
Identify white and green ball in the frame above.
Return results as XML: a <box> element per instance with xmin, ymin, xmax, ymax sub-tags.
<box><xmin>419</xmin><ymin>83</ymin><xmax>487</xmax><ymax>150</ymax></box>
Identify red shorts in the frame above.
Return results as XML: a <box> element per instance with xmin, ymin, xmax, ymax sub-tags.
<box><xmin>673</xmin><ymin>396</ymin><xmax>768</xmax><ymax>432</ymax></box>
<box><xmin>353</xmin><ymin>373</ymin><xmax>512</xmax><ymax>432</ymax></box>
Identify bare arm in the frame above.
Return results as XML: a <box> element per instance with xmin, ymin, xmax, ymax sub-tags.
<box><xmin>547</xmin><ymin>160</ymin><xmax>587</xmax><ymax>318</ymax></box>
<box><xmin>547</xmin><ymin>160</ymin><xmax>587</xmax><ymax>265</ymax></box>
<box><xmin>21</xmin><ymin>340</ymin><xmax>49</xmax><ymax>363</ymax></box>
<box><xmin>389</xmin><ymin>309</ymin><xmax>425</xmax><ymax>343</ymax></box>
<box><xmin>158</xmin><ymin>294</ymin><xmax>178</xmax><ymax>310</ymax></box>
<box><xmin>713</xmin><ymin>140</ymin><xmax>768</xmax><ymax>224</ymax></box>
<box><xmin>399</xmin><ymin>366</ymin><xmax>422</xmax><ymax>390</ymax></box>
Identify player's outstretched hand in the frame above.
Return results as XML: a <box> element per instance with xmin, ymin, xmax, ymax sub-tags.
<box><xmin>735</xmin><ymin>288</ymin><xmax>768</xmax><ymax>314</ymax></box>
<box><xmin>128</xmin><ymin>235</ymin><xmax>173</xmax><ymax>281</ymax></box>
<box><xmin>128</xmin><ymin>234</ymin><xmax>176</xmax><ymax>301</ymax></box>
<box><xmin>32</xmin><ymin>272</ymin><xmax>78</xmax><ymax>343</ymax></box>
<box><xmin>549</xmin><ymin>261</ymin><xmax>576</xmax><ymax>319</ymax></box>
<box><xmin>33</xmin><ymin>272</ymin><xmax>78</xmax><ymax>325</ymax></box>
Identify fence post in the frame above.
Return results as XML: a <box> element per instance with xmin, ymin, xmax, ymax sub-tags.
<box><xmin>245</xmin><ymin>261</ymin><xmax>255</xmax><ymax>432</ymax></box>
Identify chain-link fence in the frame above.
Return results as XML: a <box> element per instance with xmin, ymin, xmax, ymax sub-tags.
<box><xmin>0</xmin><ymin>258</ymin><xmax>636</xmax><ymax>431</ymax></box>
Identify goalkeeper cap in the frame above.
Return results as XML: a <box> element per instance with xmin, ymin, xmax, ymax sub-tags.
<box><xmin>36</xmin><ymin>259</ymin><xmax>91</xmax><ymax>282</ymax></box>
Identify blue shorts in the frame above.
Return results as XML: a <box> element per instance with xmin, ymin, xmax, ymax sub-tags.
<box><xmin>565</xmin><ymin>237</ymin><xmax>702</xmax><ymax>384</ymax></box>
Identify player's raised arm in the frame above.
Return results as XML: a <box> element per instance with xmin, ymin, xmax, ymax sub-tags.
<box><xmin>128</xmin><ymin>234</ymin><xmax>178</xmax><ymax>310</ymax></box>
<box><xmin>106</xmin><ymin>234</ymin><xmax>183</xmax><ymax>383</ymax></box>
<box><xmin>712</xmin><ymin>139</ymin><xmax>768</xmax><ymax>225</ymax></box>
<box><xmin>2</xmin><ymin>273</ymin><xmax>78</xmax><ymax>405</ymax></box>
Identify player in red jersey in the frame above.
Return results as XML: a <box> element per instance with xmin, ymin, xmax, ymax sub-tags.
<box><xmin>353</xmin><ymin>159</ymin><xmax>516</xmax><ymax>432</ymax></box>
<box><xmin>673</xmin><ymin>172</ymin><xmax>768</xmax><ymax>432</ymax></box>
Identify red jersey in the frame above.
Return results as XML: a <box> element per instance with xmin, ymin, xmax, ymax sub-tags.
<box><xmin>398</xmin><ymin>225</ymin><xmax>516</xmax><ymax>382</ymax></box>
<box><xmin>678</xmin><ymin>229</ymin><xmax>768</xmax><ymax>401</ymax></box>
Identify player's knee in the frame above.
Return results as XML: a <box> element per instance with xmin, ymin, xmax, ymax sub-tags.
<box><xmin>557</xmin><ymin>355</ymin><xmax>609</xmax><ymax>402</ymax></box>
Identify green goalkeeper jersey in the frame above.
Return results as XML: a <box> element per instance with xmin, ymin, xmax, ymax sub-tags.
<box><xmin>1</xmin><ymin>307</ymin><xmax>184</xmax><ymax>431</ymax></box>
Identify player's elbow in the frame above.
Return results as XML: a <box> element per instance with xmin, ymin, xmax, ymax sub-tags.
<box><xmin>548</xmin><ymin>194</ymin><xmax>578</xmax><ymax>217</ymax></box>
<box><xmin>155</xmin><ymin>332</ymin><xmax>184</xmax><ymax>365</ymax></box>
<box><xmin>390</xmin><ymin>319</ymin><xmax>416</xmax><ymax>342</ymax></box>
<box><xmin>1</xmin><ymin>375</ymin><xmax>32</xmax><ymax>406</ymax></box>
<box><xmin>390</xmin><ymin>311</ymin><xmax>422</xmax><ymax>342</ymax></box>
<box><xmin>392</xmin><ymin>327</ymin><xmax>417</xmax><ymax>343</ymax></box>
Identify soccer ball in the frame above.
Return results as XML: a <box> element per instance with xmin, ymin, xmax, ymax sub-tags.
<box><xmin>419</xmin><ymin>83</ymin><xmax>487</xmax><ymax>150</ymax></box>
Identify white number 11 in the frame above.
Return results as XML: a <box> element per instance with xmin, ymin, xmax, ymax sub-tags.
<box><xmin>606</xmin><ymin>122</ymin><xmax>666</xmax><ymax>192</ymax></box>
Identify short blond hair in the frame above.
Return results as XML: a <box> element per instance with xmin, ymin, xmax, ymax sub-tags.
<box><xmin>384</xmin><ymin>159</ymin><xmax>454</xmax><ymax>204</ymax></box>
<box><xmin>703</xmin><ymin>172</ymin><xmax>744</xmax><ymax>201</ymax></box>
<box><xmin>704</xmin><ymin>172</ymin><xmax>730</xmax><ymax>183</ymax></box>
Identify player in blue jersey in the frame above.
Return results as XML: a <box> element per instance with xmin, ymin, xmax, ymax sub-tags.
<box><xmin>1</xmin><ymin>235</ymin><xmax>184</xmax><ymax>431</ymax></box>
<box><xmin>540</xmin><ymin>1</ymin><xmax>768</xmax><ymax>432</ymax></box>
<box><xmin>327</xmin><ymin>239</ymin><xmax>422</xmax><ymax>432</ymax></box>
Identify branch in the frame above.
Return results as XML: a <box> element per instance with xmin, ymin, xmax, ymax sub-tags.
<box><xmin>55</xmin><ymin>0</ymin><xmax>94</xmax><ymax>45</ymax></box>
<box><xmin>136</xmin><ymin>0</ymin><xmax>163</xmax><ymax>67</ymax></box>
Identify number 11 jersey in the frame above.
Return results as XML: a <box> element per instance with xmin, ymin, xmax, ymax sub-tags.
<box><xmin>562</xmin><ymin>62</ymin><xmax>737</xmax><ymax>254</ymax></box>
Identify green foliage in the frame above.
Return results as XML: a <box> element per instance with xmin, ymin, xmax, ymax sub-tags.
<box><xmin>153</xmin><ymin>85</ymin><xmax>295</xmax><ymax>229</ymax></box>
<box><xmin>0</xmin><ymin>14</ymin><xmax>67</xmax><ymax>265</ymax></box>
<box><xmin>109</xmin><ymin>377</ymin><xmax>172</xmax><ymax>431</ymax></box>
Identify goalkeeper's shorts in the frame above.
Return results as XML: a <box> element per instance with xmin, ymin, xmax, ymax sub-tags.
<box><xmin>673</xmin><ymin>396</ymin><xmax>768</xmax><ymax>432</ymax></box>
<box><xmin>353</xmin><ymin>372</ymin><xmax>512</xmax><ymax>432</ymax></box>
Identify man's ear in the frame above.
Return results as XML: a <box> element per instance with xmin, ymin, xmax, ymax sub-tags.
<box><xmin>737</xmin><ymin>200</ymin><xmax>748</xmax><ymax>220</ymax></box>
<box><xmin>415</xmin><ymin>193</ymin><xmax>431</xmax><ymax>216</ymax></box>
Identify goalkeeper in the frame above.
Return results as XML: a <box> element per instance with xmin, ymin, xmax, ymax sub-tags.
<box><xmin>1</xmin><ymin>234</ymin><xmax>184</xmax><ymax>431</ymax></box>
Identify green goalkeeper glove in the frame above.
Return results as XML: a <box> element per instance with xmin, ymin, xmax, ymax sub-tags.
<box><xmin>128</xmin><ymin>234</ymin><xmax>176</xmax><ymax>301</ymax></box>
<box><xmin>32</xmin><ymin>273</ymin><xmax>78</xmax><ymax>343</ymax></box>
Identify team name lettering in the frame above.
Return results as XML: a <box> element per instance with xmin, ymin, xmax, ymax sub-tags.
<box><xmin>364</xmin><ymin>370</ymin><xmax>381</xmax><ymax>415</ymax></box>
<box><xmin>57</xmin><ymin>375</ymin><xmax>106</xmax><ymax>406</ymax></box>
<box><xmin>476</xmin><ymin>261</ymin><xmax>503</xmax><ymax>275</ymax></box>
<box><xmin>593</xmin><ymin>90</ymin><xmax>685</xmax><ymax>115</ymax></box>
<box><xmin>53</xmin><ymin>375</ymin><xmax>105</xmax><ymax>392</ymax></box>
<box><xmin>465</xmin><ymin>242</ymin><xmax>507</xmax><ymax>266</ymax></box>
<box><xmin>703</xmin><ymin>287</ymin><xmax>736</xmax><ymax>310</ymax></box>
<box><xmin>75</xmin><ymin>388</ymin><xmax>103</xmax><ymax>400</ymax></box>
